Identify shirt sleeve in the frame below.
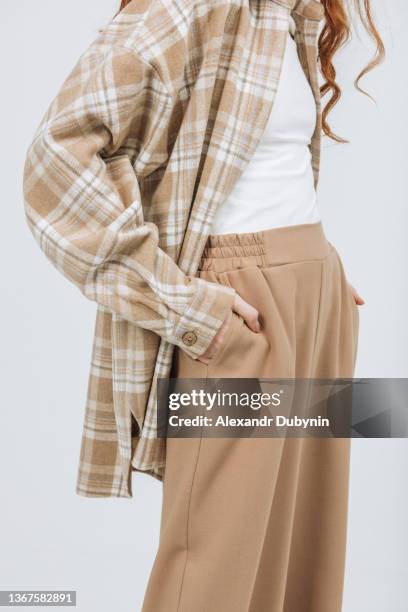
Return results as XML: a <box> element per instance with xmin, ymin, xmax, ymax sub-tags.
<box><xmin>22</xmin><ymin>44</ymin><xmax>236</xmax><ymax>359</ymax></box>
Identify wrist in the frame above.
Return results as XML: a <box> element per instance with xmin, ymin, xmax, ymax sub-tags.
<box><xmin>168</xmin><ymin>277</ymin><xmax>236</xmax><ymax>359</ymax></box>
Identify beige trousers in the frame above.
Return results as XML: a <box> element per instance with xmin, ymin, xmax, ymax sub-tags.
<box><xmin>142</xmin><ymin>222</ymin><xmax>359</xmax><ymax>612</ymax></box>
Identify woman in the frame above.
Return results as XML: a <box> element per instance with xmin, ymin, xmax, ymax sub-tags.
<box><xmin>23</xmin><ymin>0</ymin><xmax>384</xmax><ymax>609</ymax></box>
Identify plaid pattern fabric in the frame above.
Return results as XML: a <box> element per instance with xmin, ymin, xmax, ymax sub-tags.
<box><xmin>23</xmin><ymin>0</ymin><xmax>325</xmax><ymax>497</ymax></box>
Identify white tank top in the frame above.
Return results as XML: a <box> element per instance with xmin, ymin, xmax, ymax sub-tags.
<box><xmin>210</xmin><ymin>16</ymin><xmax>321</xmax><ymax>235</ymax></box>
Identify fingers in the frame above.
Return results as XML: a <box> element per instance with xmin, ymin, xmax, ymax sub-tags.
<box><xmin>348</xmin><ymin>283</ymin><xmax>365</xmax><ymax>306</ymax></box>
<box><xmin>197</xmin><ymin>309</ymin><xmax>233</xmax><ymax>364</ymax></box>
<box><xmin>197</xmin><ymin>293</ymin><xmax>260</xmax><ymax>364</ymax></box>
<box><xmin>233</xmin><ymin>294</ymin><xmax>260</xmax><ymax>333</ymax></box>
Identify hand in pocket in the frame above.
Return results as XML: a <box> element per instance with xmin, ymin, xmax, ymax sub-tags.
<box><xmin>348</xmin><ymin>282</ymin><xmax>365</xmax><ymax>306</ymax></box>
<box><xmin>197</xmin><ymin>293</ymin><xmax>260</xmax><ymax>364</ymax></box>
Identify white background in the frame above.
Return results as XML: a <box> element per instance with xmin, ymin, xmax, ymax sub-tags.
<box><xmin>1</xmin><ymin>1</ymin><xmax>407</xmax><ymax>610</ymax></box>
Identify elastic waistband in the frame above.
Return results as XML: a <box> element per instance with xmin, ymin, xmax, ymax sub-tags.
<box><xmin>198</xmin><ymin>222</ymin><xmax>332</xmax><ymax>272</ymax></box>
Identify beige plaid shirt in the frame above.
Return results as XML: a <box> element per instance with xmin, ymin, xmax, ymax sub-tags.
<box><xmin>23</xmin><ymin>0</ymin><xmax>325</xmax><ymax>497</ymax></box>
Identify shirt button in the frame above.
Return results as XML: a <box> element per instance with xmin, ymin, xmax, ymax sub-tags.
<box><xmin>182</xmin><ymin>331</ymin><xmax>198</xmax><ymax>346</ymax></box>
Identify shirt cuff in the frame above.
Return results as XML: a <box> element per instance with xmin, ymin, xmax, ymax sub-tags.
<box><xmin>168</xmin><ymin>276</ymin><xmax>236</xmax><ymax>359</ymax></box>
